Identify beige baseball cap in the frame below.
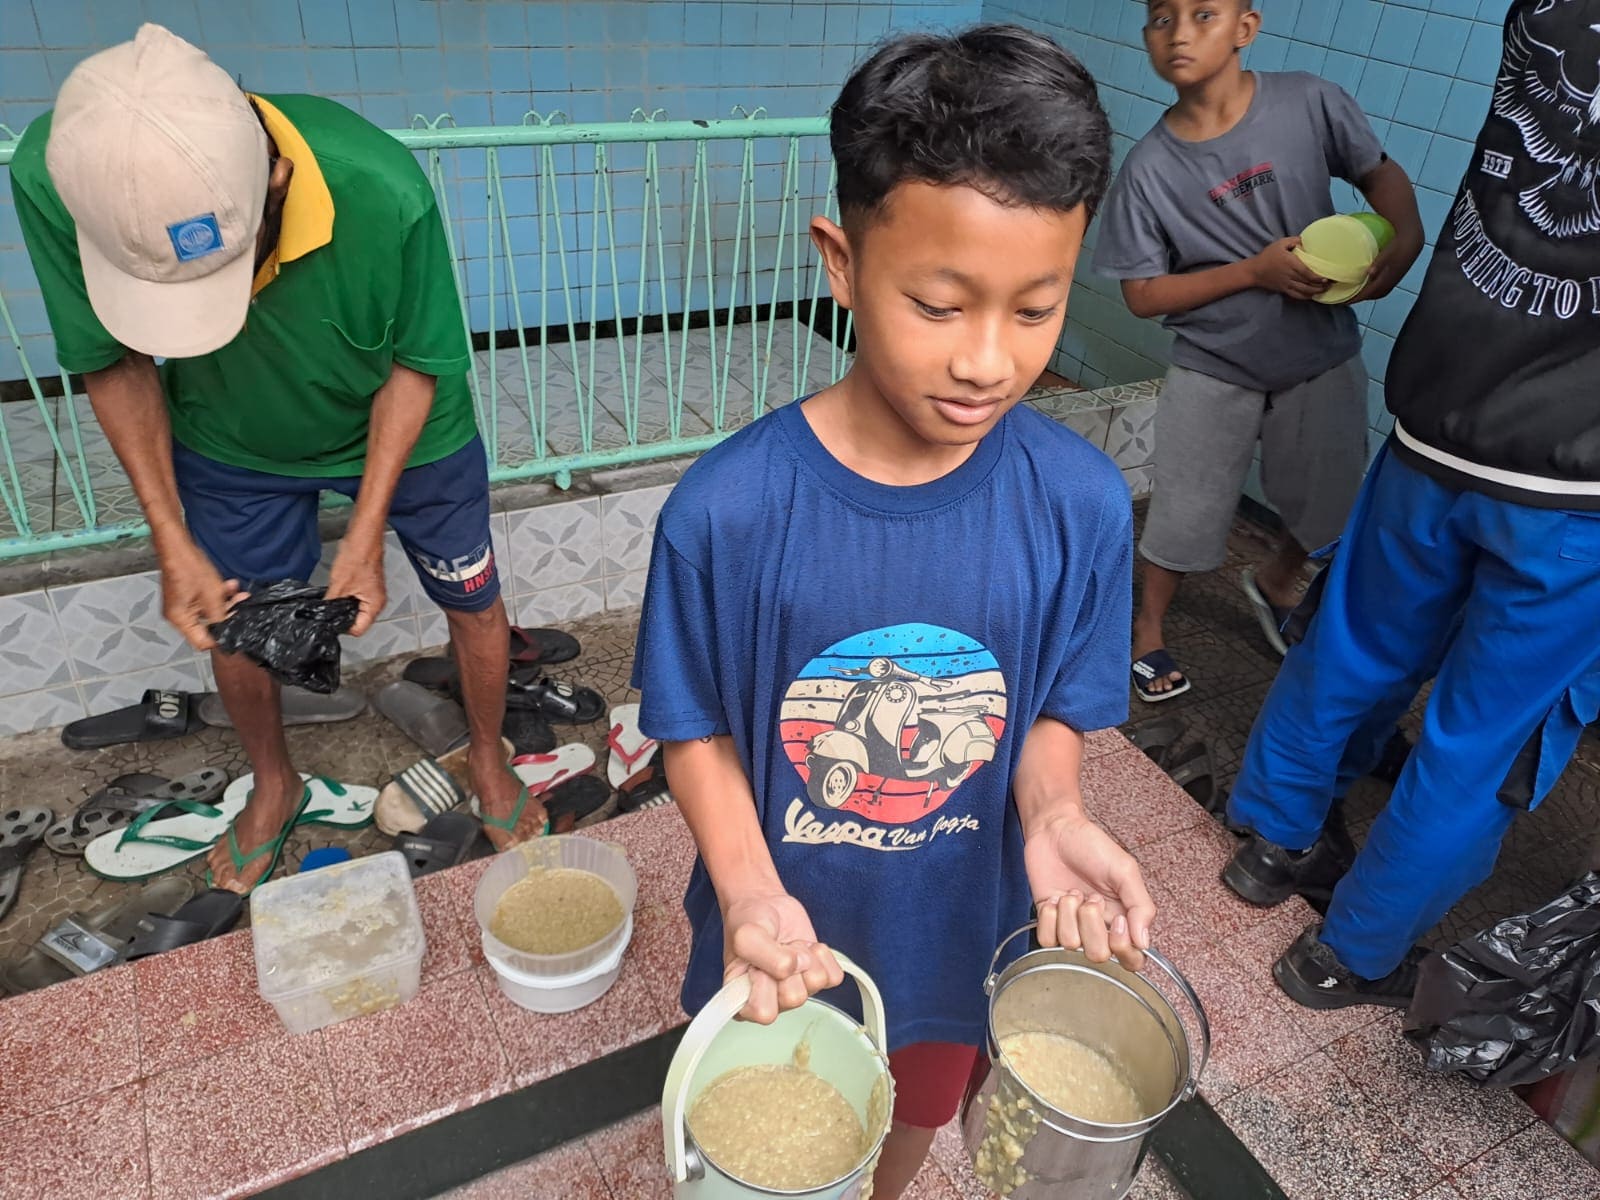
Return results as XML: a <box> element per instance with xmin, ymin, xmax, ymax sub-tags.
<box><xmin>45</xmin><ymin>24</ymin><xmax>268</xmax><ymax>359</ymax></box>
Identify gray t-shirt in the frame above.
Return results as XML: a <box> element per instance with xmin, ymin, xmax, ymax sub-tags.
<box><xmin>1093</xmin><ymin>71</ymin><xmax>1386</xmax><ymax>393</ymax></box>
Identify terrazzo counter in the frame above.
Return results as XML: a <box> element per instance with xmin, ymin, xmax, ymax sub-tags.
<box><xmin>2</xmin><ymin>732</ymin><xmax>1596</xmax><ymax>1200</ymax></box>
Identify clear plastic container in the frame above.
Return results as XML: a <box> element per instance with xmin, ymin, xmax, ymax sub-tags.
<box><xmin>251</xmin><ymin>850</ymin><xmax>426</xmax><ymax>1035</ymax></box>
<box><xmin>473</xmin><ymin>836</ymin><xmax>638</xmax><ymax>1012</ymax></box>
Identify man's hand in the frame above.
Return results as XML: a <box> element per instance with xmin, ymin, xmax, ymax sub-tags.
<box><xmin>326</xmin><ymin>536</ymin><xmax>387</xmax><ymax>636</ymax></box>
<box><xmin>722</xmin><ymin>890</ymin><xmax>844</xmax><ymax>1024</ymax></box>
<box><xmin>1024</xmin><ymin>810</ymin><xmax>1157</xmax><ymax>971</ymax></box>
<box><xmin>1250</xmin><ymin>237</ymin><xmax>1332</xmax><ymax>302</ymax></box>
<box><xmin>159</xmin><ymin>542</ymin><xmax>243</xmax><ymax>651</ymax></box>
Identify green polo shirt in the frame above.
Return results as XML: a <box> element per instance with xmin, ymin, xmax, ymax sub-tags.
<box><xmin>9</xmin><ymin>94</ymin><xmax>476</xmax><ymax>478</ymax></box>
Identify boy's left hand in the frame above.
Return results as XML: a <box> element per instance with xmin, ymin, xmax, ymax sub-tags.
<box><xmin>1024</xmin><ymin>811</ymin><xmax>1156</xmax><ymax>971</ymax></box>
<box><xmin>1356</xmin><ymin>233</ymin><xmax>1424</xmax><ymax>303</ymax></box>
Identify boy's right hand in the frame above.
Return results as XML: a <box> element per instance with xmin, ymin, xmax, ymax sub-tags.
<box><xmin>1250</xmin><ymin>237</ymin><xmax>1331</xmax><ymax>302</ymax></box>
<box><xmin>722</xmin><ymin>890</ymin><xmax>844</xmax><ymax>1024</ymax></box>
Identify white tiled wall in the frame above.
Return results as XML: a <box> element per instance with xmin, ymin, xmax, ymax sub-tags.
<box><xmin>0</xmin><ymin>485</ymin><xmax>671</xmax><ymax>737</ymax></box>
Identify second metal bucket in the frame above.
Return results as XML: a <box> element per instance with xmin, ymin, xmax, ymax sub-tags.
<box><xmin>961</xmin><ymin>926</ymin><xmax>1210</xmax><ymax>1199</ymax></box>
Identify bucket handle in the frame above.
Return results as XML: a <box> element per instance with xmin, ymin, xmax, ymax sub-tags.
<box><xmin>661</xmin><ymin>951</ymin><xmax>886</xmax><ymax>1184</ymax></box>
<box><xmin>985</xmin><ymin>923</ymin><xmax>1211</xmax><ymax>1102</ymax></box>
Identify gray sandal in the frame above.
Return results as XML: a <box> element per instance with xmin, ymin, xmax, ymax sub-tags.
<box><xmin>0</xmin><ymin>876</ymin><xmax>199</xmax><ymax>994</ymax></box>
<box><xmin>0</xmin><ymin>807</ymin><xmax>52</xmax><ymax>923</ymax></box>
<box><xmin>44</xmin><ymin>768</ymin><xmax>230</xmax><ymax>856</ymax></box>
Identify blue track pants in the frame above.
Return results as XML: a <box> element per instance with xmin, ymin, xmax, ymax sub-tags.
<box><xmin>1227</xmin><ymin>444</ymin><xmax>1600</xmax><ymax>978</ymax></box>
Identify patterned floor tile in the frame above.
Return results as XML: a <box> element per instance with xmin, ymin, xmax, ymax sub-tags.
<box><xmin>144</xmin><ymin>1032</ymin><xmax>344</xmax><ymax>1200</ymax></box>
<box><xmin>135</xmin><ymin>929</ymin><xmax>289</xmax><ymax>1077</ymax></box>
<box><xmin>504</xmin><ymin>498</ymin><xmax>604</xmax><ymax>595</ymax></box>
<box><xmin>1329</xmin><ymin>1015</ymin><xmax>1535</xmax><ymax>1176</ymax></box>
<box><xmin>53</xmin><ymin>571</ymin><xmax>194</xmax><ymax>680</ymax></box>
<box><xmin>438</xmin><ymin>1140</ymin><xmax>611</xmax><ymax>1199</ymax></box>
<box><xmin>0</xmin><ymin>682</ymin><xmax>85</xmax><ymax>736</ymax></box>
<box><xmin>0</xmin><ymin>966</ymin><xmax>142</xmax><ymax>1121</ymax></box>
<box><xmin>0</xmin><ymin>1082</ymin><xmax>149</xmax><ymax>1200</ymax></box>
<box><xmin>1449</xmin><ymin>1124</ymin><xmax>1600</xmax><ymax>1200</ymax></box>
<box><xmin>0</xmin><ymin>590</ymin><xmax>73</xmax><ymax>696</ymax></box>
<box><xmin>1217</xmin><ymin>1051</ymin><xmax>1443</xmax><ymax>1200</ymax></box>
<box><xmin>600</xmin><ymin>485</ymin><xmax>671</xmax><ymax>576</ymax></box>
<box><xmin>325</xmin><ymin>973</ymin><xmax>513</xmax><ymax>1152</ymax></box>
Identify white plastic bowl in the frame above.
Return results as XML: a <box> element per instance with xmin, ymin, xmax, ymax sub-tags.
<box><xmin>473</xmin><ymin>836</ymin><xmax>638</xmax><ymax>1012</ymax></box>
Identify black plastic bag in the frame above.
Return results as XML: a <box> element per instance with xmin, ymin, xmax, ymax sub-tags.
<box><xmin>209</xmin><ymin>581</ymin><xmax>359</xmax><ymax>694</ymax></box>
<box><xmin>1404</xmin><ymin>873</ymin><xmax>1600</xmax><ymax>1087</ymax></box>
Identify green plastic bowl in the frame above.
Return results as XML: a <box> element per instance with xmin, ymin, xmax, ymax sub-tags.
<box><xmin>1348</xmin><ymin>211</ymin><xmax>1396</xmax><ymax>251</ymax></box>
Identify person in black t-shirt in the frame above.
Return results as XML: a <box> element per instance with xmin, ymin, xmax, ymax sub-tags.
<box><xmin>1219</xmin><ymin>0</ymin><xmax>1600</xmax><ymax>1012</ymax></box>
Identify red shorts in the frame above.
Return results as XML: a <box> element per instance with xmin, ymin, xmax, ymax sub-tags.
<box><xmin>887</xmin><ymin>1042</ymin><xmax>989</xmax><ymax>1129</ymax></box>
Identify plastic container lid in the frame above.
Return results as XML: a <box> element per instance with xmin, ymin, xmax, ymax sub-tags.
<box><xmin>473</xmin><ymin>836</ymin><xmax>638</xmax><ymax>979</ymax></box>
<box><xmin>1292</xmin><ymin>247</ymin><xmax>1369</xmax><ymax>285</ymax></box>
<box><xmin>252</xmin><ymin>850</ymin><xmax>424</xmax><ymax>1005</ymax></box>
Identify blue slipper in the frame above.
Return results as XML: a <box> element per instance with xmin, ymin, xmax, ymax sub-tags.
<box><xmin>1132</xmin><ymin>649</ymin><xmax>1191</xmax><ymax>704</ymax></box>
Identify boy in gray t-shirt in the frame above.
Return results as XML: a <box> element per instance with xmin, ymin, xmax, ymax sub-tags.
<box><xmin>1094</xmin><ymin>0</ymin><xmax>1423</xmax><ymax>702</ymax></box>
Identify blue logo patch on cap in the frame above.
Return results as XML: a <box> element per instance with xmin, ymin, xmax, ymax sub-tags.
<box><xmin>167</xmin><ymin>214</ymin><xmax>224</xmax><ymax>263</ymax></box>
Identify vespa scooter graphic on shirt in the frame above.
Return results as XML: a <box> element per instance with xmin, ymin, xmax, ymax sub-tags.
<box><xmin>780</xmin><ymin>623</ymin><xmax>1008</xmax><ymax>826</ymax></box>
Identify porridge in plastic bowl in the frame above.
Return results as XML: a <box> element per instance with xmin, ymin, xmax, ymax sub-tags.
<box><xmin>688</xmin><ymin>1061</ymin><xmax>869</xmax><ymax>1190</ymax></box>
<box><xmin>489</xmin><ymin>865</ymin><xmax>624</xmax><ymax>955</ymax></box>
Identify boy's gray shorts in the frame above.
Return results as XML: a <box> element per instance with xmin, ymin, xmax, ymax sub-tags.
<box><xmin>1139</xmin><ymin>357</ymin><xmax>1369</xmax><ymax>575</ymax></box>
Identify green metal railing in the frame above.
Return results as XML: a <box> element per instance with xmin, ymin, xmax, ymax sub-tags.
<box><xmin>0</xmin><ymin>109</ymin><xmax>852</xmax><ymax>558</ymax></box>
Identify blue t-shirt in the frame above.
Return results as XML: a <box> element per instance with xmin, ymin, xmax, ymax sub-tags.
<box><xmin>632</xmin><ymin>399</ymin><xmax>1132</xmax><ymax>1049</ymax></box>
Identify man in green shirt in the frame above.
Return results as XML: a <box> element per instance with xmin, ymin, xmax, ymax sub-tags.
<box><xmin>13</xmin><ymin>24</ymin><xmax>546</xmax><ymax>889</ymax></box>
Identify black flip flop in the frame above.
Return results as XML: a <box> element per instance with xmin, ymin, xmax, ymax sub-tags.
<box><xmin>617</xmin><ymin>750</ymin><xmax>673</xmax><ymax>814</ymax></box>
<box><xmin>397</xmin><ymin>812</ymin><xmax>495</xmax><ymax>878</ymax></box>
<box><xmin>509</xmin><ymin>626</ymin><xmax>581</xmax><ymax>667</ymax></box>
<box><xmin>1124</xmin><ymin>715</ymin><xmax>1188</xmax><ymax>771</ymax></box>
<box><xmin>1132</xmin><ymin>650</ymin><xmax>1191</xmax><ymax>704</ymax></box>
<box><xmin>504</xmin><ymin>672</ymin><xmax>606</xmax><ymax>724</ymax></box>
<box><xmin>61</xmin><ymin>689</ymin><xmax>206</xmax><ymax>750</ymax></box>
<box><xmin>545</xmin><ymin>775</ymin><xmax>611</xmax><ymax>832</ymax></box>
<box><xmin>121</xmin><ymin>888</ymin><xmax>246</xmax><ymax>962</ymax></box>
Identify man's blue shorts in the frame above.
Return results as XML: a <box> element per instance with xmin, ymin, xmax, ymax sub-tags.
<box><xmin>173</xmin><ymin>435</ymin><xmax>501</xmax><ymax>613</ymax></box>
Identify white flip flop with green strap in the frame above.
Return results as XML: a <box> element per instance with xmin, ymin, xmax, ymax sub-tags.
<box><xmin>83</xmin><ymin>792</ymin><xmax>250</xmax><ymax>882</ymax></box>
<box><xmin>221</xmin><ymin>774</ymin><xmax>378</xmax><ymax>829</ymax></box>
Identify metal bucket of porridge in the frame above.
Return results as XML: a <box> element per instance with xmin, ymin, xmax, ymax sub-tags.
<box><xmin>662</xmin><ymin>953</ymin><xmax>894</xmax><ymax>1199</ymax></box>
<box><xmin>962</xmin><ymin>924</ymin><xmax>1210</xmax><ymax>1199</ymax></box>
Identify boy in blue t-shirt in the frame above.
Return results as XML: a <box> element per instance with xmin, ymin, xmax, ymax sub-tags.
<box><xmin>633</xmin><ymin>25</ymin><xmax>1155</xmax><ymax>1197</ymax></box>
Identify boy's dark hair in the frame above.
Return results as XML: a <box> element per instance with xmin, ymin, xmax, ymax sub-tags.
<box><xmin>830</xmin><ymin>24</ymin><xmax>1113</xmax><ymax>225</ymax></box>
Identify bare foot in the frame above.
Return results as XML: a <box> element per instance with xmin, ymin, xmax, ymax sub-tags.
<box><xmin>1132</xmin><ymin>615</ymin><xmax>1183</xmax><ymax>695</ymax></box>
<box><xmin>209</xmin><ymin>767</ymin><xmax>302</xmax><ymax>894</ymax></box>
<box><xmin>472</xmin><ymin>742</ymin><xmax>548</xmax><ymax>850</ymax></box>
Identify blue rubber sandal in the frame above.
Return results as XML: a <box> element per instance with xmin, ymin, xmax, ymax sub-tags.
<box><xmin>206</xmin><ymin>785</ymin><xmax>315</xmax><ymax>894</ymax></box>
